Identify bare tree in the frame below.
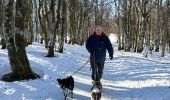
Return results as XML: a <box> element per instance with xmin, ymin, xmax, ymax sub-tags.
<box><xmin>58</xmin><ymin>0</ymin><xmax>67</xmax><ymax>53</ymax></box>
<box><xmin>0</xmin><ymin>0</ymin><xmax>6</xmax><ymax>49</ymax></box>
<box><xmin>2</xmin><ymin>0</ymin><xmax>39</xmax><ymax>82</ymax></box>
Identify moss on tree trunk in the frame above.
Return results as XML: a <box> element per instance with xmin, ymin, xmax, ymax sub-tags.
<box><xmin>2</xmin><ymin>0</ymin><xmax>39</xmax><ymax>82</ymax></box>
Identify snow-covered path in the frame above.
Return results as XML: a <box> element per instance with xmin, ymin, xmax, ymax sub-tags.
<box><xmin>0</xmin><ymin>34</ymin><xmax>170</xmax><ymax>100</ymax></box>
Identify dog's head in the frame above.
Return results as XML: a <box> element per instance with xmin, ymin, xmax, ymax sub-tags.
<box><xmin>57</xmin><ymin>79</ymin><xmax>65</xmax><ymax>89</ymax></box>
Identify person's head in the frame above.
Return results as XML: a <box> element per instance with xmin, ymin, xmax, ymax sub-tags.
<box><xmin>95</xmin><ymin>25</ymin><xmax>103</xmax><ymax>36</ymax></box>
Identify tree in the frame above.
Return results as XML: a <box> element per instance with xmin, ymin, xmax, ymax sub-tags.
<box><xmin>38</xmin><ymin>0</ymin><xmax>49</xmax><ymax>48</ymax></box>
<box><xmin>2</xmin><ymin>0</ymin><xmax>39</xmax><ymax>82</ymax></box>
<box><xmin>160</xmin><ymin>0</ymin><xmax>170</xmax><ymax>57</ymax></box>
<box><xmin>0</xmin><ymin>0</ymin><xmax>6</xmax><ymax>49</ymax></box>
<box><xmin>136</xmin><ymin>0</ymin><xmax>155</xmax><ymax>52</ymax></box>
<box><xmin>113</xmin><ymin>0</ymin><xmax>170</xmax><ymax>57</ymax></box>
<box><xmin>46</xmin><ymin>0</ymin><xmax>57</xmax><ymax>57</ymax></box>
<box><xmin>58</xmin><ymin>0</ymin><xmax>67</xmax><ymax>53</ymax></box>
<box><xmin>155</xmin><ymin>0</ymin><xmax>163</xmax><ymax>52</ymax></box>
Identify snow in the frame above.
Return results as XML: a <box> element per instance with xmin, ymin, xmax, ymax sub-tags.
<box><xmin>0</xmin><ymin>34</ymin><xmax>170</xmax><ymax>100</ymax></box>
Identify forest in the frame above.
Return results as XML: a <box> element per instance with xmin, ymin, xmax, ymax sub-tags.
<box><xmin>115</xmin><ymin>0</ymin><xmax>170</xmax><ymax>58</ymax></box>
<box><xmin>0</xmin><ymin>0</ymin><xmax>170</xmax><ymax>80</ymax></box>
<box><xmin>0</xmin><ymin>0</ymin><xmax>170</xmax><ymax>99</ymax></box>
<box><xmin>0</xmin><ymin>0</ymin><xmax>116</xmax><ymax>81</ymax></box>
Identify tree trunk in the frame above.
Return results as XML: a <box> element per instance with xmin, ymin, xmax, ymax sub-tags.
<box><xmin>47</xmin><ymin>0</ymin><xmax>56</xmax><ymax>57</ymax></box>
<box><xmin>137</xmin><ymin>0</ymin><xmax>149</xmax><ymax>53</ymax></box>
<box><xmin>95</xmin><ymin>0</ymin><xmax>100</xmax><ymax>25</ymax></box>
<box><xmin>38</xmin><ymin>0</ymin><xmax>49</xmax><ymax>48</ymax></box>
<box><xmin>161</xmin><ymin>0</ymin><xmax>169</xmax><ymax>57</ymax></box>
<box><xmin>169</xmin><ymin>39</ymin><xmax>170</xmax><ymax>53</ymax></box>
<box><xmin>58</xmin><ymin>0</ymin><xmax>67</xmax><ymax>53</ymax></box>
<box><xmin>15</xmin><ymin>0</ymin><xmax>38</xmax><ymax>78</ymax></box>
<box><xmin>137</xmin><ymin>18</ymin><xmax>147</xmax><ymax>53</ymax></box>
<box><xmin>68</xmin><ymin>0</ymin><xmax>76</xmax><ymax>45</ymax></box>
<box><xmin>27</xmin><ymin>1</ymin><xmax>34</xmax><ymax>45</ymax></box>
<box><xmin>2</xmin><ymin>0</ymin><xmax>39</xmax><ymax>82</ymax></box>
<box><xmin>1</xmin><ymin>39</ymin><xmax>6</xmax><ymax>49</ymax></box>
<box><xmin>33</xmin><ymin>0</ymin><xmax>39</xmax><ymax>42</ymax></box>
<box><xmin>160</xmin><ymin>29</ymin><xmax>166</xmax><ymax>57</ymax></box>
<box><xmin>155</xmin><ymin>0</ymin><xmax>162</xmax><ymax>52</ymax></box>
<box><xmin>0</xmin><ymin>0</ymin><xmax>6</xmax><ymax>49</ymax></box>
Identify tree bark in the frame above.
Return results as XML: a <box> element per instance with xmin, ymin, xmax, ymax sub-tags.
<box><xmin>0</xmin><ymin>0</ymin><xmax>6</xmax><ymax>49</ymax></box>
<box><xmin>58</xmin><ymin>0</ymin><xmax>67</xmax><ymax>53</ymax></box>
<box><xmin>47</xmin><ymin>0</ymin><xmax>56</xmax><ymax>57</ymax></box>
<box><xmin>2</xmin><ymin>0</ymin><xmax>39</xmax><ymax>82</ymax></box>
<box><xmin>38</xmin><ymin>0</ymin><xmax>49</xmax><ymax>48</ymax></box>
<box><xmin>137</xmin><ymin>0</ymin><xmax>149</xmax><ymax>53</ymax></box>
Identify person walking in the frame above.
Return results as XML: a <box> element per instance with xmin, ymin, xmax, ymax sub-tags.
<box><xmin>86</xmin><ymin>25</ymin><xmax>114</xmax><ymax>89</ymax></box>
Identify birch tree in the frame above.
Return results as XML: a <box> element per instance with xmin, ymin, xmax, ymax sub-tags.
<box><xmin>58</xmin><ymin>0</ymin><xmax>67</xmax><ymax>53</ymax></box>
<box><xmin>0</xmin><ymin>0</ymin><xmax>6</xmax><ymax>49</ymax></box>
<box><xmin>2</xmin><ymin>0</ymin><xmax>39</xmax><ymax>82</ymax></box>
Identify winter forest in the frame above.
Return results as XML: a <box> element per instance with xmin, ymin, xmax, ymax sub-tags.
<box><xmin>0</xmin><ymin>0</ymin><xmax>170</xmax><ymax>100</ymax></box>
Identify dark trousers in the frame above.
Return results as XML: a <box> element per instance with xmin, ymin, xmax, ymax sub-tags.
<box><xmin>90</xmin><ymin>59</ymin><xmax>105</xmax><ymax>82</ymax></box>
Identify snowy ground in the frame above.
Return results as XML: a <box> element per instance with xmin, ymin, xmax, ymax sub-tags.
<box><xmin>0</xmin><ymin>34</ymin><xmax>170</xmax><ymax>100</ymax></box>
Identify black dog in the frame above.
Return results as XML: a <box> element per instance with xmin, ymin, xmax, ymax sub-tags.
<box><xmin>57</xmin><ymin>76</ymin><xmax>74</xmax><ymax>100</ymax></box>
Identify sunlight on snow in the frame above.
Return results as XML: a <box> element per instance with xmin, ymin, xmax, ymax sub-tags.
<box><xmin>4</xmin><ymin>88</ymin><xmax>16</xmax><ymax>95</ymax></box>
<box><xmin>109</xmin><ymin>34</ymin><xmax>117</xmax><ymax>43</ymax></box>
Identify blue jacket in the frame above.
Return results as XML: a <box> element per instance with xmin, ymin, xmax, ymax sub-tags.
<box><xmin>86</xmin><ymin>32</ymin><xmax>114</xmax><ymax>61</ymax></box>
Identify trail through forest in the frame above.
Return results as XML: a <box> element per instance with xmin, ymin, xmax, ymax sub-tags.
<box><xmin>0</xmin><ymin>34</ymin><xmax>170</xmax><ymax>100</ymax></box>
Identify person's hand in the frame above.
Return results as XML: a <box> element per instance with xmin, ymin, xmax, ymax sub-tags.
<box><xmin>109</xmin><ymin>53</ymin><xmax>113</xmax><ymax>60</ymax></box>
<box><xmin>109</xmin><ymin>56</ymin><xmax>113</xmax><ymax>60</ymax></box>
<box><xmin>90</xmin><ymin>51</ymin><xmax>94</xmax><ymax>55</ymax></box>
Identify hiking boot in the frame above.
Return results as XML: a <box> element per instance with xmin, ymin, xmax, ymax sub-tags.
<box><xmin>96</xmin><ymin>81</ymin><xmax>102</xmax><ymax>90</ymax></box>
<box><xmin>92</xmin><ymin>81</ymin><xmax>102</xmax><ymax>90</ymax></box>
